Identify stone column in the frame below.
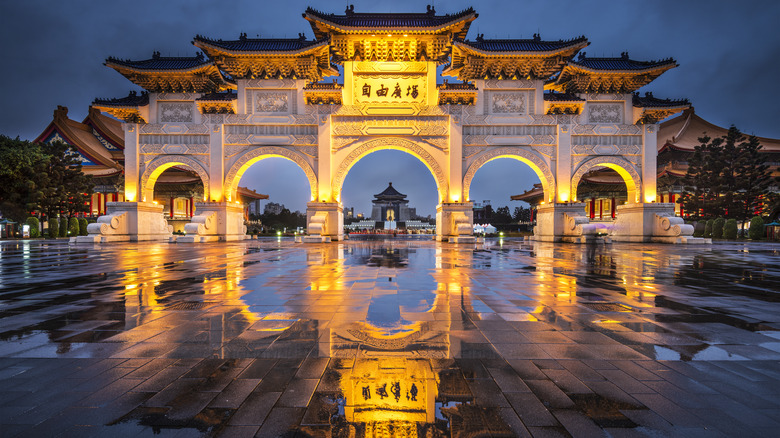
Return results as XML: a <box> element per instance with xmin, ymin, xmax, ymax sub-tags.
<box><xmin>448</xmin><ymin>116</ymin><xmax>462</xmax><ymax>202</ymax></box>
<box><xmin>642</xmin><ymin>124</ymin><xmax>658</xmax><ymax>203</ymax></box>
<box><xmin>556</xmin><ymin>124</ymin><xmax>572</xmax><ymax>202</ymax></box>
<box><xmin>317</xmin><ymin>115</ymin><xmax>331</xmax><ymax>202</ymax></box>
<box><xmin>208</xmin><ymin>124</ymin><xmax>224</xmax><ymax>202</ymax></box>
<box><xmin>124</xmin><ymin>123</ymin><xmax>140</xmax><ymax>202</ymax></box>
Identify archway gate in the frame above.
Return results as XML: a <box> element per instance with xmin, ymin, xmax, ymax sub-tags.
<box><xmin>79</xmin><ymin>5</ymin><xmax>696</xmax><ymax>243</ymax></box>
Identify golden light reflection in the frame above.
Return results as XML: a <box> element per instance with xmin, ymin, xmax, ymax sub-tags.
<box><xmin>343</xmin><ymin>358</ymin><xmax>437</xmax><ymax>425</ymax></box>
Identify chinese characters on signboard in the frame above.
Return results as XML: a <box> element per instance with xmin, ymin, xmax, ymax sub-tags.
<box><xmin>355</xmin><ymin>75</ymin><xmax>425</xmax><ymax>104</ymax></box>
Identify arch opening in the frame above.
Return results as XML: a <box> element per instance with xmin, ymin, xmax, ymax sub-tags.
<box><xmin>224</xmin><ymin>147</ymin><xmax>317</xmax><ymax>204</ymax></box>
<box><xmin>332</xmin><ymin>138</ymin><xmax>448</xmax><ymax>205</ymax></box>
<box><xmin>463</xmin><ymin>148</ymin><xmax>556</xmax><ymax>204</ymax></box>
<box><xmin>340</xmin><ymin>150</ymin><xmax>439</xmax><ymax>231</ymax></box>
<box><xmin>468</xmin><ymin>157</ymin><xmax>542</xmax><ymax>230</ymax></box>
<box><xmin>237</xmin><ymin>157</ymin><xmax>312</xmax><ymax>232</ymax></box>
<box><xmin>141</xmin><ymin>156</ymin><xmax>210</xmax><ymax>205</ymax></box>
<box><xmin>571</xmin><ymin>157</ymin><xmax>641</xmax><ymax>206</ymax></box>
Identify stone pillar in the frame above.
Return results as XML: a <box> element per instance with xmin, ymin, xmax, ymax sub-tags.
<box><xmin>449</xmin><ymin>116</ymin><xmax>462</xmax><ymax>202</ymax></box>
<box><xmin>209</xmin><ymin>125</ymin><xmax>224</xmax><ymax>202</ymax></box>
<box><xmin>436</xmin><ymin>202</ymin><xmax>474</xmax><ymax>243</ymax></box>
<box><xmin>642</xmin><ymin>124</ymin><xmax>658</xmax><ymax>203</ymax></box>
<box><xmin>124</xmin><ymin>124</ymin><xmax>140</xmax><ymax>202</ymax></box>
<box><xmin>317</xmin><ymin>115</ymin><xmax>331</xmax><ymax>202</ymax></box>
<box><xmin>556</xmin><ymin>124</ymin><xmax>572</xmax><ymax>202</ymax></box>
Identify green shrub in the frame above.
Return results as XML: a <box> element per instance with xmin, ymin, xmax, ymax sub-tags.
<box><xmin>48</xmin><ymin>218</ymin><xmax>59</xmax><ymax>238</ymax></box>
<box><xmin>68</xmin><ymin>217</ymin><xmax>79</xmax><ymax>236</ymax></box>
<box><xmin>749</xmin><ymin>216</ymin><xmax>764</xmax><ymax>240</ymax></box>
<box><xmin>704</xmin><ymin>219</ymin><xmax>714</xmax><ymax>238</ymax></box>
<box><xmin>712</xmin><ymin>218</ymin><xmax>725</xmax><ymax>239</ymax></box>
<box><xmin>25</xmin><ymin>217</ymin><xmax>40</xmax><ymax>238</ymax></box>
<box><xmin>78</xmin><ymin>218</ymin><xmax>88</xmax><ymax>236</ymax></box>
<box><xmin>693</xmin><ymin>222</ymin><xmax>705</xmax><ymax>237</ymax></box>
<box><xmin>724</xmin><ymin>219</ymin><xmax>738</xmax><ymax>240</ymax></box>
<box><xmin>59</xmin><ymin>217</ymin><xmax>68</xmax><ymax>237</ymax></box>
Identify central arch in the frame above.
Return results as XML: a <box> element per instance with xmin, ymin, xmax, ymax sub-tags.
<box><xmin>224</xmin><ymin>146</ymin><xmax>318</xmax><ymax>203</ymax></box>
<box><xmin>332</xmin><ymin>138</ymin><xmax>448</xmax><ymax>203</ymax></box>
<box><xmin>140</xmin><ymin>155</ymin><xmax>210</xmax><ymax>203</ymax></box>
<box><xmin>463</xmin><ymin>147</ymin><xmax>556</xmax><ymax>203</ymax></box>
<box><xmin>571</xmin><ymin>156</ymin><xmax>642</xmax><ymax>204</ymax></box>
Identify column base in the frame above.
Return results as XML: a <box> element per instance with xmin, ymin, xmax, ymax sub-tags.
<box><xmin>70</xmin><ymin>202</ymin><xmax>172</xmax><ymax>243</ymax></box>
<box><xmin>437</xmin><ymin>202</ymin><xmax>474</xmax><ymax>241</ymax></box>
<box><xmin>534</xmin><ymin>203</ymin><xmax>592</xmax><ymax>242</ymax></box>
<box><xmin>610</xmin><ymin>203</ymin><xmax>701</xmax><ymax>244</ymax></box>
<box><xmin>306</xmin><ymin>202</ymin><xmax>343</xmax><ymax>241</ymax></box>
<box><xmin>179</xmin><ymin>202</ymin><xmax>246</xmax><ymax>243</ymax></box>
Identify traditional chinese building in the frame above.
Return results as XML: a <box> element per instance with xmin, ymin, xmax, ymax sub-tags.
<box><xmin>513</xmin><ymin>107</ymin><xmax>780</xmax><ymax>221</ymax></box>
<box><xmin>35</xmin><ymin>105</ymin><xmax>267</xmax><ymax>222</ymax></box>
<box><xmin>370</xmin><ymin>182</ymin><xmax>411</xmax><ymax>224</ymax></box>
<box><xmin>73</xmin><ymin>5</ymin><xmax>701</xmax><ymax>243</ymax></box>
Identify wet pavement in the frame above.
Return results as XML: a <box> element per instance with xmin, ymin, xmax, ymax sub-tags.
<box><xmin>1</xmin><ymin>238</ymin><xmax>779</xmax><ymax>437</ymax></box>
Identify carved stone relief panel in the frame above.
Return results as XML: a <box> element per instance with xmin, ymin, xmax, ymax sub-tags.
<box><xmin>484</xmin><ymin>79</ymin><xmax>535</xmax><ymax>89</ymax></box>
<box><xmin>253</xmin><ymin>91</ymin><xmax>290</xmax><ymax>113</ymax></box>
<box><xmin>587</xmin><ymin>102</ymin><xmax>623</xmax><ymax>124</ymax></box>
<box><xmin>158</xmin><ymin>102</ymin><xmax>194</xmax><ymax>123</ymax></box>
<box><xmin>488</xmin><ymin>91</ymin><xmax>527</xmax><ymax>115</ymax></box>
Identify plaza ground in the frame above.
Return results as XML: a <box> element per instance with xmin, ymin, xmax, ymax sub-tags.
<box><xmin>0</xmin><ymin>238</ymin><xmax>779</xmax><ymax>437</ymax></box>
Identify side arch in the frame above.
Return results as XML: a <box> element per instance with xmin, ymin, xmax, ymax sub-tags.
<box><xmin>332</xmin><ymin>138</ymin><xmax>448</xmax><ymax>203</ymax></box>
<box><xmin>224</xmin><ymin>146</ymin><xmax>317</xmax><ymax>202</ymax></box>
<box><xmin>571</xmin><ymin>156</ymin><xmax>641</xmax><ymax>204</ymax></box>
<box><xmin>463</xmin><ymin>147</ymin><xmax>556</xmax><ymax>203</ymax></box>
<box><xmin>140</xmin><ymin>155</ymin><xmax>210</xmax><ymax>202</ymax></box>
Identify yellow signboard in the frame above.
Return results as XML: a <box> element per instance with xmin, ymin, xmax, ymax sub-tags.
<box><xmin>354</xmin><ymin>74</ymin><xmax>427</xmax><ymax>105</ymax></box>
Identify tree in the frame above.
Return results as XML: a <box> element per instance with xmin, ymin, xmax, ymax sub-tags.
<box><xmin>0</xmin><ymin>136</ymin><xmax>93</xmax><ymax>222</ymax></box>
<box><xmin>47</xmin><ymin>218</ymin><xmax>58</xmax><ymax>238</ymax></box>
<box><xmin>493</xmin><ymin>206</ymin><xmax>513</xmax><ymax>224</ymax></box>
<box><xmin>38</xmin><ymin>141</ymin><xmax>93</xmax><ymax>218</ymax></box>
<box><xmin>734</xmin><ymin>134</ymin><xmax>772</xmax><ymax>230</ymax></box>
<box><xmin>0</xmin><ymin>136</ymin><xmax>49</xmax><ymax>221</ymax></box>
<box><xmin>749</xmin><ymin>216</ymin><xmax>764</xmax><ymax>240</ymax></box>
<box><xmin>25</xmin><ymin>217</ymin><xmax>40</xmax><ymax>238</ymax></box>
<box><xmin>724</xmin><ymin>219</ymin><xmax>738</xmax><ymax>240</ymax></box>
<box><xmin>680</xmin><ymin>135</ymin><xmax>724</xmax><ymax>220</ymax></box>
<box><xmin>679</xmin><ymin>126</ymin><xmax>774</xmax><ymax>224</ymax></box>
<box><xmin>513</xmin><ymin>206</ymin><xmax>531</xmax><ymax>222</ymax></box>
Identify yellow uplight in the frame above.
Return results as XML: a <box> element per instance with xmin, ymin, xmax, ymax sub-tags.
<box><xmin>645</xmin><ymin>195</ymin><xmax>656</xmax><ymax>203</ymax></box>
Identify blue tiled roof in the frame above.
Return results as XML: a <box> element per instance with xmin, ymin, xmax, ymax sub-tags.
<box><xmin>544</xmin><ymin>92</ymin><xmax>584</xmax><ymax>102</ymax></box>
<box><xmin>196</xmin><ymin>91</ymin><xmax>238</xmax><ymax>101</ymax></box>
<box><xmin>304</xmin><ymin>5</ymin><xmax>476</xmax><ymax>28</ymax></box>
<box><xmin>374</xmin><ymin>182</ymin><xmax>406</xmax><ymax>198</ymax></box>
<box><xmin>632</xmin><ymin>92</ymin><xmax>689</xmax><ymax>108</ymax></box>
<box><xmin>194</xmin><ymin>35</ymin><xmax>325</xmax><ymax>52</ymax></box>
<box><xmin>106</xmin><ymin>52</ymin><xmax>210</xmax><ymax>70</ymax></box>
<box><xmin>459</xmin><ymin>35</ymin><xmax>587</xmax><ymax>52</ymax></box>
<box><xmin>571</xmin><ymin>52</ymin><xmax>676</xmax><ymax>71</ymax></box>
<box><xmin>93</xmin><ymin>91</ymin><xmax>149</xmax><ymax>107</ymax></box>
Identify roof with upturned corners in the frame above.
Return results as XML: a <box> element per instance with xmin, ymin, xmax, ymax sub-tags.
<box><xmin>456</xmin><ymin>35</ymin><xmax>588</xmax><ymax>53</ymax></box>
<box><xmin>303</xmin><ymin>5</ymin><xmax>477</xmax><ymax>39</ymax></box>
<box><xmin>193</xmin><ymin>34</ymin><xmax>328</xmax><ymax>53</ymax></box>
<box><xmin>105</xmin><ymin>52</ymin><xmax>211</xmax><ymax>71</ymax></box>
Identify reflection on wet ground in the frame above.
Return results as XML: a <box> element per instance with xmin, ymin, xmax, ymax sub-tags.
<box><xmin>1</xmin><ymin>238</ymin><xmax>779</xmax><ymax>437</ymax></box>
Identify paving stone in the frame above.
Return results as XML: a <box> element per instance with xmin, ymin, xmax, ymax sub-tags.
<box><xmin>1</xmin><ymin>239</ymin><xmax>779</xmax><ymax>437</ymax></box>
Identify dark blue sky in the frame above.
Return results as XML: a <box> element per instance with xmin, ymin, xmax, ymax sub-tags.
<box><xmin>2</xmin><ymin>0</ymin><xmax>779</xmax><ymax>216</ymax></box>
